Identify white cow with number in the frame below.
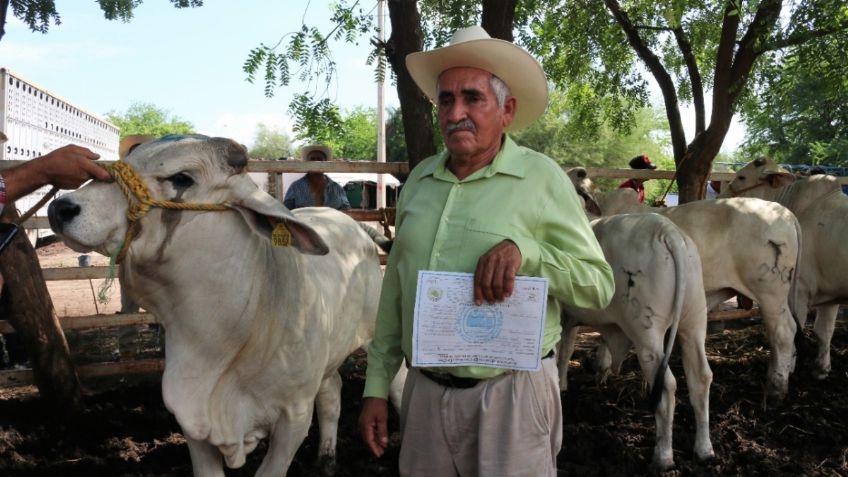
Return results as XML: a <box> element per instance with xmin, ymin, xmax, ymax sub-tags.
<box><xmin>560</xmin><ymin>213</ymin><xmax>713</xmax><ymax>471</ymax></box>
<box><xmin>567</xmin><ymin>168</ymin><xmax>803</xmax><ymax>407</ymax></box>
<box><xmin>721</xmin><ymin>157</ymin><xmax>848</xmax><ymax>379</ymax></box>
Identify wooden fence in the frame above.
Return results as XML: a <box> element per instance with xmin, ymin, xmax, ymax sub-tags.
<box><xmin>0</xmin><ymin>160</ymin><xmax>843</xmax><ymax>387</ymax></box>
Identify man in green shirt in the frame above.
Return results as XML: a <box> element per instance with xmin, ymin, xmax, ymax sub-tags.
<box><xmin>359</xmin><ymin>26</ymin><xmax>614</xmax><ymax>476</ymax></box>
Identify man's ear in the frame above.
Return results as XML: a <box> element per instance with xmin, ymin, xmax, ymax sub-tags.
<box><xmin>501</xmin><ymin>96</ymin><xmax>517</xmax><ymax>129</ymax></box>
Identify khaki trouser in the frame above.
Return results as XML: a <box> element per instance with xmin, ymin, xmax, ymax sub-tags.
<box><xmin>399</xmin><ymin>358</ymin><xmax>562</xmax><ymax>477</ymax></box>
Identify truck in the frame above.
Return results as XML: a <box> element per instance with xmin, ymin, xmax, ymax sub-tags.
<box><xmin>1</xmin><ymin>68</ymin><xmax>120</xmax><ymax>241</ymax></box>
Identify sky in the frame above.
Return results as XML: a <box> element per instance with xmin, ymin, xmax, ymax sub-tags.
<box><xmin>0</xmin><ymin>1</ymin><xmax>397</xmax><ymax>148</ymax></box>
<box><xmin>0</xmin><ymin>1</ymin><xmax>743</xmax><ymax>151</ymax></box>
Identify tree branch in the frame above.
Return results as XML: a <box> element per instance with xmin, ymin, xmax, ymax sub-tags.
<box><xmin>0</xmin><ymin>0</ymin><xmax>9</xmax><ymax>43</ymax></box>
<box><xmin>604</xmin><ymin>0</ymin><xmax>687</xmax><ymax>162</ymax></box>
<box><xmin>759</xmin><ymin>24</ymin><xmax>848</xmax><ymax>53</ymax></box>
<box><xmin>673</xmin><ymin>26</ymin><xmax>705</xmax><ymax>135</ymax></box>
<box><xmin>730</xmin><ymin>0</ymin><xmax>781</xmax><ymax>104</ymax></box>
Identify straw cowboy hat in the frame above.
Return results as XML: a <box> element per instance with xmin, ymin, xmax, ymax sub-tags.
<box><xmin>301</xmin><ymin>143</ymin><xmax>333</xmax><ymax>161</ymax></box>
<box><xmin>119</xmin><ymin>134</ymin><xmax>156</xmax><ymax>159</ymax></box>
<box><xmin>406</xmin><ymin>25</ymin><xmax>549</xmax><ymax>131</ymax></box>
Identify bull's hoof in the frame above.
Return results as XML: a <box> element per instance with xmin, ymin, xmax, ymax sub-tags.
<box><xmin>317</xmin><ymin>455</ymin><xmax>336</xmax><ymax>477</ymax></box>
<box><xmin>695</xmin><ymin>444</ymin><xmax>715</xmax><ymax>462</ymax></box>
<box><xmin>812</xmin><ymin>367</ymin><xmax>830</xmax><ymax>381</ymax></box>
<box><xmin>649</xmin><ymin>459</ymin><xmax>677</xmax><ymax>477</ymax></box>
<box><xmin>763</xmin><ymin>391</ymin><xmax>786</xmax><ymax>411</ymax></box>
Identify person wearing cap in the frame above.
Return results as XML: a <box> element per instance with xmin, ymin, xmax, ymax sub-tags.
<box><xmin>618</xmin><ymin>154</ymin><xmax>656</xmax><ymax>203</ymax></box>
<box><xmin>283</xmin><ymin>144</ymin><xmax>351</xmax><ymax>210</ymax></box>
<box><xmin>358</xmin><ymin>26</ymin><xmax>614</xmax><ymax>476</ymax></box>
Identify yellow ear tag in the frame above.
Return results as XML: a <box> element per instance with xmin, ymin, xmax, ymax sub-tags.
<box><xmin>271</xmin><ymin>222</ymin><xmax>292</xmax><ymax>247</ymax></box>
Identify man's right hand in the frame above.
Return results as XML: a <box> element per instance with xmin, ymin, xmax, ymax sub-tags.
<box><xmin>359</xmin><ymin>397</ymin><xmax>389</xmax><ymax>457</ymax></box>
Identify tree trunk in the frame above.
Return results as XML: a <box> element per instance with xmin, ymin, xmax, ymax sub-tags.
<box><xmin>482</xmin><ymin>0</ymin><xmax>517</xmax><ymax>41</ymax></box>
<box><xmin>386</xmin><ymin>0</ymin><xmax>436</xmax><ymax>173</ymax></box>
<box><xmin>0</xmin><ymin>205</ymin><xmax>82</xmax><ymax>411</ymax></box>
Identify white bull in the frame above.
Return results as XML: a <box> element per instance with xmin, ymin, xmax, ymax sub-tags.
<box><xmin>721</xmin><ymin>157</ymin><xmax>848</xmax><ymax>379</ymax></box>
<box><xmin>568</xmin><ymin>169</ymin><xmax>802</xmax><ymax>406</ymax></box>
<box><xmin>47</xmin><ymin>135</ymin><xmax>403</xmax><ymax>476</ymax></box>
<box><xmin>560</xmin><ymin>213</ymin><xmax>713</xmax><ymax>470</ymax></box>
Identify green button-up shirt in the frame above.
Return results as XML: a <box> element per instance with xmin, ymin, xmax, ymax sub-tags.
<box><xmin>363</xmin><ymin>136</ymin><xmax>614</xmax><ymax>399</ymax></box>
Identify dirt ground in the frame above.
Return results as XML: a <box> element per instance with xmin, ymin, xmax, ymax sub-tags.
<box><xmin>0</xmin><ymin>244</ymin><xmax>846</xmax><ymax>476</ymax></box>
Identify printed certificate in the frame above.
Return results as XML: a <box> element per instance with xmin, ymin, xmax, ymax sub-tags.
<box><xmin>412</xmin><ymin>271</ymin><xmax>549</xmax><ymax>371</ymax></box>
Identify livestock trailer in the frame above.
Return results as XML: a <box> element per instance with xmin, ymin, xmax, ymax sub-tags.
<box><xmin>0</xmin><ymin>68</ymin><xmax>120</xmax><ymax>241</ymax></box>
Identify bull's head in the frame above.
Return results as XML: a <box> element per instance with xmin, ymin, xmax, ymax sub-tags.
<box><xmin>48</xmin><ymin>135</ymin><xmax>329</xmax><ymax>262</ymax></box>
<box><xmin>565</xmin><ymin>167</ymin><xmax>603</xmax><ymax>217</ymax></box>
<box><xmin>719</xmin><ymin>156</ymin><xmax>795</xmax><ymax>199</ymax></box>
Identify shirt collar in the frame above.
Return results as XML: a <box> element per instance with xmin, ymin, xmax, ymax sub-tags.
<box><xmin>421</xmin><ymin>135</ymin><xmax>527</xmax><ymax>182</ymax></box>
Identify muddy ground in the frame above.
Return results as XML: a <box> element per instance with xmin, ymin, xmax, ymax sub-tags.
<box><xmin>0</xmin><ymin>244</ymin><xmax>845</xmax><ymax>476</ymax></box>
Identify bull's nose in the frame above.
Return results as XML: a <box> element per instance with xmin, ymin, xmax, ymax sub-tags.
<box><xmin>47</xmin><ymin>198</ymin><xmax>81</xmax><ymax>232</ymax></box>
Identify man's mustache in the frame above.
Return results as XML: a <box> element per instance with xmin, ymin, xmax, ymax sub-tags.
<box><xmin>446</xmin><ymin>119</ymin><xmax>476</xmax><ymax>133</ymax></box>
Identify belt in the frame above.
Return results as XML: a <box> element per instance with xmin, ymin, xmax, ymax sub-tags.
<box><xmin>418</xmin><ymin>349</ymin><xmax>555</xmax><ymax>389</ymax></box>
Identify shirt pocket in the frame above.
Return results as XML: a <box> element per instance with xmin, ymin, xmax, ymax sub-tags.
<box><xmin>462</xmin><ymin>219</ymin><xmax>516</xmax><ymax>259</ymax></box>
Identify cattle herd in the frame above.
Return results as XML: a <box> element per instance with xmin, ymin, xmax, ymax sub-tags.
<box><xmin>38</xmin><ymin>135</ymin><xmax>846</xmax><ymax>476</ymax></box>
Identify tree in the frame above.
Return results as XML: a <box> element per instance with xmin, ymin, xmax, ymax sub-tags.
<box><xmin>0</xmin><ymin>0</ymin><xmax>203</xmax><ymax>43</ymax></box>
<box><xmin>106</xmin><ymin>102</ymin><xmax>194</xmax><ymax>138</ymax></box>
<box><xmin>386</xmin><ymin>106</ymin><xmax>442</xmax><ymax>164</ymax></box>
<box><xmin>248</xmin><ymin>123</ymin><xmax>292</xmax><ymax>160</ymax></box>
<box><xmin>739</xmin><ymin>29</ymin><xmax>848</xmax><ymax>166</ymax></box>
<box><xmin>295</xmin><ymin>106</ymin><xmax>379</xmax><ymax>161</ymax></box>
<box><xmin>516</xmin><ymin>0</ymin><xmax>848</xmax><ymax>202</ymax></box>
<box><xmin>243</xmin><ymin>1</ymin><xmax>437</xmax><ymax>171</ymax></box>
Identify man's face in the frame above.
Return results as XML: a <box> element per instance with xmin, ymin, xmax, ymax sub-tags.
<box><xmin>307</xmin><ymin>151</ymin><xmax>327</xmax><ymax>162</ymax></box>
<box><xmin>437</xmin><ymin>67</ymin><xmax>515</xmax><ymax>158</ymax></box>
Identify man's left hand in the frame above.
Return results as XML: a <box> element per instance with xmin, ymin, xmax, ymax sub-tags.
<box><xmin>474</xmin><ymin>239</ymin><xmax>521</xmax><ymax>305</ymax></box>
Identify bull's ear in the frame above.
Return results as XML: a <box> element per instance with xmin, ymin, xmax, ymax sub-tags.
<box><xmin>226</xmin><ymin>175</ymin><xmax>329</xmax><ymax>255</ymax></box>
<box><xmin>764</xmin><ymin>171</ymin><xmax>795</xmax><ymax>189</ymax></box>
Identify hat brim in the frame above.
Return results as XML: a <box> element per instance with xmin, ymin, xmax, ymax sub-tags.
<box><xmin>406</xmin><ymin>38</ymin><xmax>548</xmax><ymax>132</ymax></box>
<box><xmin>301</xmin><ymin>144</ymin><xmax>333</xmax><ymax>161</ymax></box>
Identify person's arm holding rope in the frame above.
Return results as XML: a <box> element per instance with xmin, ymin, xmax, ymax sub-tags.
<box><xmin>1</xmin><ymin>145</ymin><xmax>112</xmax><ymax>208</ymax></box>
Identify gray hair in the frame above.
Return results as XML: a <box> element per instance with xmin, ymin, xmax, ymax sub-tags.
<box><xmin>489</xmin><ymin>74</ymin><xmax>511</xmax><ymax>109</ymax></box>
<box><xmin>434</xmin><ymin>72</ymin><xmax>513</xmax><ymax>109</ymax></box>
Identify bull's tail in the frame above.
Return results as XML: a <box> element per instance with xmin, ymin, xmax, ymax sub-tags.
<box><xmin>358</xmin><ymin>223</ymin><xmax>393</xmax><ymax>254</ymax></box>
<box><xmin>649</xmin><ymin>222</ymin><xmax>686</xmax><ymax>411</ymax></box>
<box><xmin>788</xmin><ymin>212</ymin><xmax>806</xmax><ymax>350</ymax></box>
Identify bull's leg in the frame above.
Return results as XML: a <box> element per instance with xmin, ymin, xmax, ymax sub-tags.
<box><xmin>678</xmin><ymin>323</ymin><xmax>714</xmax><ymax>462</ymax></box>
<box><xmin>633</xmin><ymin>339</ymin><xmax>677</xmax><ymax>471</ymax></box>
<box><xmin>812</xmin><ymin>304</ymin><xmax>839</xmax><ymax>380</ymax></box>
<box><xmin>595</xmin><ymin>326</ymin><xmax>631</xmax><ymax>384</ymax></box>
<box><xmin>315</xmin><ymin>372</ymin><xmax>342</xmax><ymax>473</ymax></box>
<box><xmin>557</xmin><ymin>325</ymin><xmax>579</xmax><ymax>391</ymax></box>
<box><xmin>185</xmin><ymin>434</ymin><xmax>225</xmax><ymax>477</ymax></box>
<box><xmin>255</xmin><ymin>399</ymin><xmax>314</xmax><ymax>477</ymax></box>
<box><xmin>758</xmin><ymin>300</ymin><xmax>798</xmax><ymax>408</ymax></box>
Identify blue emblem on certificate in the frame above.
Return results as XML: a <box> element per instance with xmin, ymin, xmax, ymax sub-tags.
<box><xmin>458</xmin><ymin>307</ymin><xmax>503</xmax><ymax>343</ymax></box>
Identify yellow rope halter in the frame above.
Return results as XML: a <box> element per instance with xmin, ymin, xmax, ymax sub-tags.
<box><xmin>108</xmin><ymin>160</ymin><xmax>231</xmax><ymax>263</ymax></box>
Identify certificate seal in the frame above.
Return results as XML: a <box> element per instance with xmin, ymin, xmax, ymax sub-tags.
<box><xmin>458</xmin><ymin>307</ymin><xmax>503</xmax><ymax>343</ymax></box>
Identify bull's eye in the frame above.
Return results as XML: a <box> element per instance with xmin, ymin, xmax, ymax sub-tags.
<box><xmin>166</xmin><ymin>173</ymin><xmax>194</xmax><ymax>189</ymax></box>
